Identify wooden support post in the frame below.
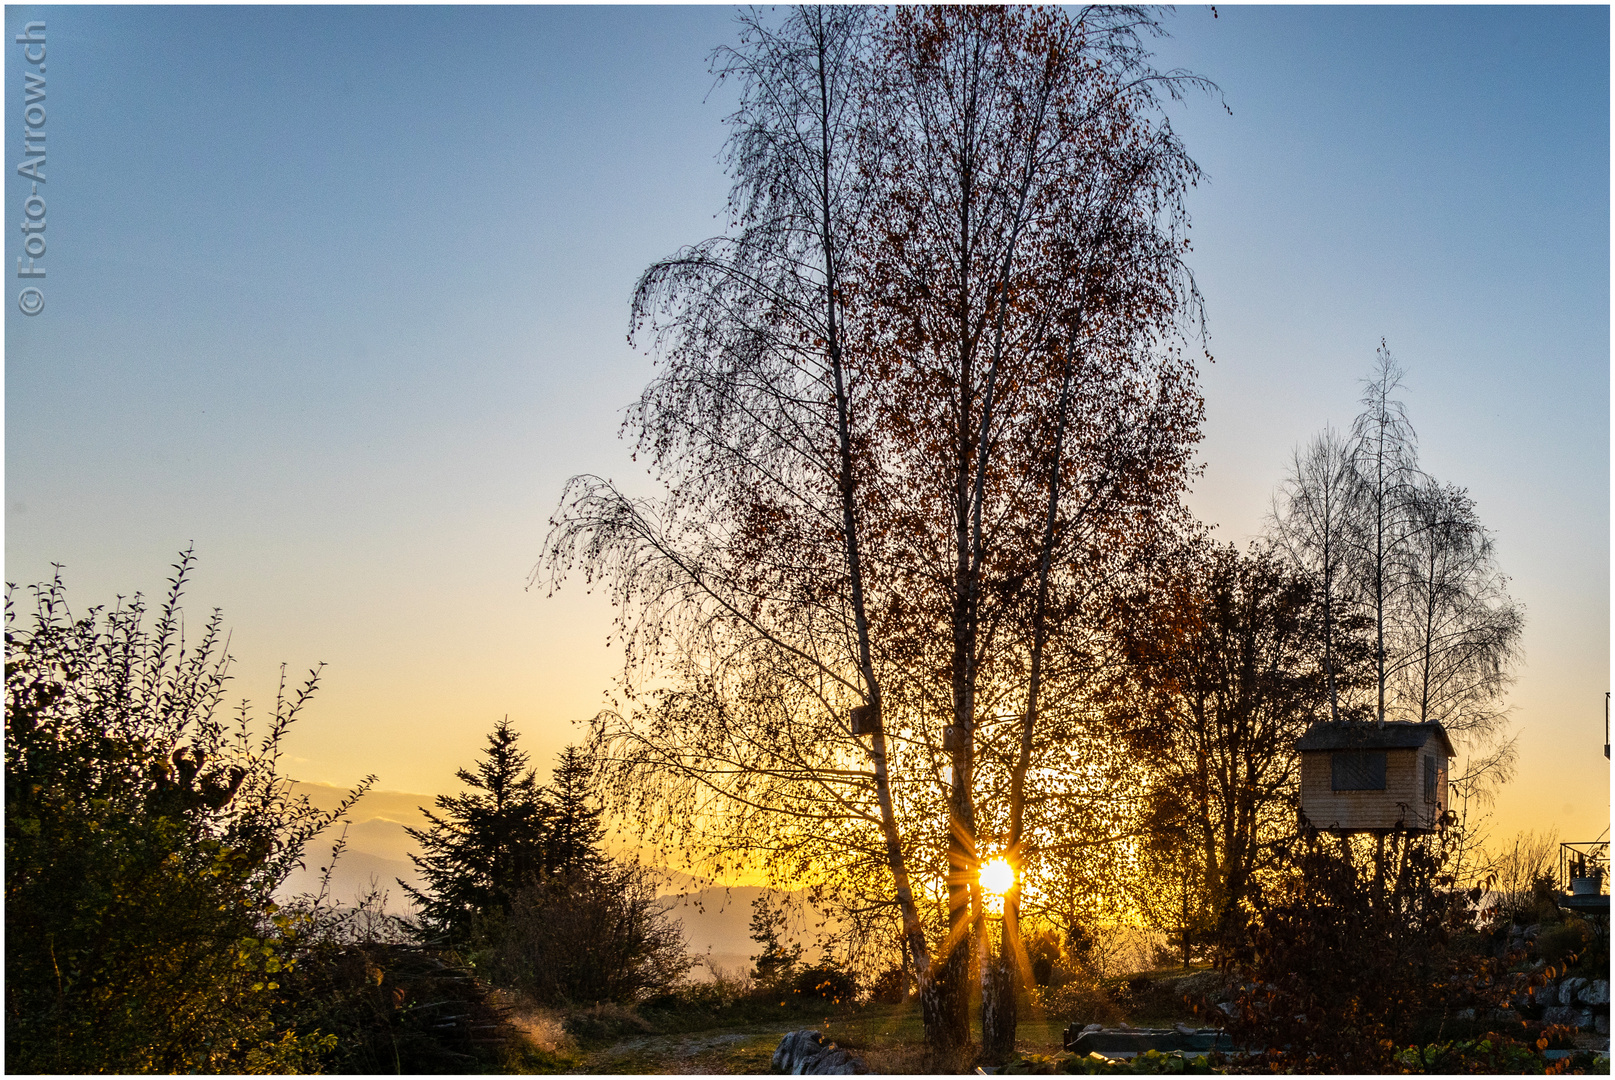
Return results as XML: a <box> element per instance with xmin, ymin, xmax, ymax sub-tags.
<box><xmin>1373</xmin><ymin>831</ymin><xmax>1386</xmax><ymax>906</ymax></box>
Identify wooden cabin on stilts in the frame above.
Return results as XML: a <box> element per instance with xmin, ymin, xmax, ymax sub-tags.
<box><xmin>1295</xmin><ymin>721</ymin><xmax>1456</xmax><ymax>893</ymax></box>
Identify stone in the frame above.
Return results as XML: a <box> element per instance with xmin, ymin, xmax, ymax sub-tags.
<box><xmin>1562</xmin><ymin>978</ymin><xmax>1588</xmax><ymax>1006</ymax></box>
<box><xmin>772</xmin><ymin>1030</ymin><xmax>867</xmax><ymax>1075</ymax></box>
<box><xmin>1541</xmin><ymin>1005</ymin><xmax>1594</xmax><ymax>1029</ymax></box>
<box><xmin>1488</xmin><ymin>1008</ymin><xmax>1520</xmax><ymax>1023</ymax></box>
<box><xmin>1596</xmin><ymin>1014</ymin><xmax>1610</xmax><ymax>1037</ymax></box>
<box><xmin>1580</xmin><ymin>980</ymin><xmax>1610</xmax><ymax>1006</ymax></box>
<box><xmin>1455</xmin><ymin>1008</ymin><xmax>1476</xmax><ymax>1021</ymax></box>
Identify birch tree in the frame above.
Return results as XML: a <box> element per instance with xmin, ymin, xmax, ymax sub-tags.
<box><xmin>1270</xmin><ymin>427</ymin><xmax>1361</xmax><ymax>723</ymax></box>
<box><xmin>858</xmin><ymin>7</ymin><xmax>1209</xmax><ymax>1052</ymax></box>
<box><xmin>543</xmin><ymin>6</ymin><xmax>1212</xmax><ymax>1054</ymax></box>
<box><xmin>1271</xmin><ymin>348</ymin><xmax>1525</xmax><ymax>788</ymax></box>
<box><xmin>540</xmin><ymin>4</ymin><xmax>947</xmax><ymax>1031</ymax></box>
<box><xmin>1390</xmin><ymin>477</ymin><xmax>1523</xmax><ymax>743</ymax></box>
<box><xmin>1347</xmin><ymin>345</ymin><xmax>1423</xmax><ymax>726</ymax></box>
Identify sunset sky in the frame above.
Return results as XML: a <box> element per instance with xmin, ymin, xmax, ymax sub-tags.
<box><xmin>6</xmin><ymin>4</ymin><xmax>1609</xmax><ymax>860</ymax></box>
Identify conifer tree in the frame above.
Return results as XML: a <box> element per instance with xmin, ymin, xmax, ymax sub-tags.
<box><xmin>748</xmin><ymin>892</ymin><xmax>802</xmax><ymax>986</ymax></box>
<box><xmin>402</xmin><ymin>718</ymin><xmax>546</xmax><ymax>943</ymax></box>
<box><xmin>542</xmin><ymin>743</ymin><xmax>605</xmax><ymax>879</ymax></box>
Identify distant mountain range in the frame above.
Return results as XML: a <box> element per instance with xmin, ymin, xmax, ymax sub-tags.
<box><xmin>279</xmin><ymin>782</ymin><xmax>429</xmax><ymax>911</ymax></box>
<box><xmin>278</xmin><ymin>781</ymin><xmax>815</xmax><ymax>974</ymax></box>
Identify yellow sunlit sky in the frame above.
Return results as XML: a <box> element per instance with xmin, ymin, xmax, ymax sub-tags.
<box><xmin>5</xmin><ymin>6</ymin><xmax>1608</xmax><ymax>857</ymax></box>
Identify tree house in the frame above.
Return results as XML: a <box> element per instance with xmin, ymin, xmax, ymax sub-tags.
<box><xmin>1295</xmin><ymin>721</ymin><xmax>1455</xmax><ymax>834</ymax></box>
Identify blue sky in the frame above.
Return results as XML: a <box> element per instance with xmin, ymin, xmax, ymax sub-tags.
<box><xmin>6</xmin><ymin>5</ymin><xmax>1608</xmax><ymax>843</ymax></box>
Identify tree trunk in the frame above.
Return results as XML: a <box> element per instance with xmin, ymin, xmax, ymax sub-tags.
<box><xmin>923</xmin><ymin>932</ymin><xmax>971</xmax><ymax>1050</ymax></box>
<box><xmin>981</xmin><ymin>915</ymin><xmax>1018</xmax><ymax>1063</ymax></box>
<box><xmin>1373</xmin><ymin>831</ymin><xmax>1387</xmax><ymax>906</ymax></box>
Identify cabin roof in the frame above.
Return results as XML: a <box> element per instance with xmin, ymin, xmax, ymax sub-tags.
<box><xmin>1295</xmin><ymin>721</ymin><xmax>1456</xmax><ymax>758</ymax></box>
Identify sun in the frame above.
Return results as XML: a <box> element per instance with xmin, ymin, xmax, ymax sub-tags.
<box><xmin>980</xmin><ymin>856</ymin><xmax>1015</xmax><ymax>898</ymax></box>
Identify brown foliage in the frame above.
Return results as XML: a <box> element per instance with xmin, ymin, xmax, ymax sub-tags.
<box><xmin>542</xmin><ymin>5</ymin><xmax>1215</xmax><ymax>1053</ymax></box>
<box><xmin>1106</xmin><ymin>543</ymin><xmax>1363</xmax><ymax>950</ymax></box>
<box><xmin>1213</xmin><ymin>830</ymin><xmax>1530</xmax><ymax>1073</ymax></box>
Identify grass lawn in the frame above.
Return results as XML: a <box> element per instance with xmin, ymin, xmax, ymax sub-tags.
<box><xmin>508</xmin><ymin>998</ymin><xmax>1075</xmax><ymax>1074</ymax></box>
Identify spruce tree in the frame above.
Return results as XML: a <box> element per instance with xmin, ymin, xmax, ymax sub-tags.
<box><xmin>402</xmin><ymin>718</ymin><xmax>546</xmax><ymax>943</ymax></box>
<box><xmin>542</xmin><ymin>744</ymin><xmax>605</xmax><ymax>879</ymax></box>
<box><xmin>748</xmin><ymin>892</ymin><xmax>801</xmax><ymax>986</ymax></box>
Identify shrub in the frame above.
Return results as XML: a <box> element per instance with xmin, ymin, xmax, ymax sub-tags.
<box><xmin>789</xmin><ymin>962</ymin><xmax>858</xmax><ymax>1004</ymax></box>
<box><xmin>868</xmin><ymin>965</ymin><xmax>912</xmax><ymax>1004</ymax></box>
<box><xmin>1106</xmin><ymin>972</ymin><xmax>1210</xmax><ymax>1025</ymax></box>
<box><xmin>1216</xmin><ymin>831</ymin><xmax>1522</xmax><ymax>1072</ymax></box>
<box><xmin>1390</xmin><ymin>1028</ymin><xmax>1601</xmax><ymax>1075</ymax></box>
<box><xmin>1000</xmin><ymin>1049</ymin><xmax>1220</xmax><ymax>1074</ymax></box>
<box><xmin>662</xmin><ymin>964</ymin><xmax>754</xmax><ymax>1011</ymax></box>
<box><xmin>1031</xmin><ymin>979</ymin><xmax>1124</xmax><ymax>1027</ymax></box>
<box><xmin>475</xmin><ymin>864</ymin><xmax>691</xmax><ymax>1006</ymax></box>
<box><xmin>1536</xmin><ymin>919</ymin><xmax>1593</xmax><ymax>968</ymax></box>
<box><xmin>4</xmin><ymin>556</ymin><xmax>361</xmax><ymax>1073</ymax></box>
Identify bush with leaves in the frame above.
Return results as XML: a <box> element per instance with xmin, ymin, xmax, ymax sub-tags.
<box><xmin>1212</xmin><ymin>829</ymin><xmax>1536</xmax><ymax>1072</ymax></box>
<box><xmin>868</xmin><ymin>965</ymin><xmax>913</xmax><ymax>1004</ymax></box>
<box><xmin>1000</xmin><ymin>1049</ymin><xmax>1222</xmax><ymax>1074</ymax></box>
<box><xmin>4</xmin><ymin>554</ymin><xmax>365</xmax><ymax>1073</ymax></box>
<box><xmin>1389</xmin><ymin>1028</ymin><xmax>1602</xmax><ymax>1075</ymax></box>
<box><xmin>788</xmin><ymin>961</ymin><xmax>858</xmax><ymax>1005</ymax></box>
<box><xmin>477</xmin><ymin>863</ymin><xmax>691</xmax><ymax>1006</ymax></box>
<box><xmin>1032</xmin><ymin>980</ymin><xmax>1126</xmax><ymax>1028</ymax></box>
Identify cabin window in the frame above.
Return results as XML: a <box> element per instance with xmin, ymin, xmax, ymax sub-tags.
<box><xmin>1331</xmin><ymin>751</ymin><xmax>1386</xmax><ymax>791</ymax></box>
<box><xmin>1424</xmin><ymin>755</ymin><xmax>1437</xmax><ymax>803</ymax></box>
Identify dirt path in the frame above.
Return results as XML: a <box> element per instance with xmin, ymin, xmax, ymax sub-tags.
<box><xmin>579</xmin><ymin>1020</ymin><xmax>799</xmax><ymax>1074</ymax></box>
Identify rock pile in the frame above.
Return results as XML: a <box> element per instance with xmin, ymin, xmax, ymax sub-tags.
<box><xmin>1534</xmin><ymin>977</ymin><xmax>1608</xmax><ymax>1036</ymax></box>
<box><xmin>1468</xmin><ymin>976</ymin><xmax>1610</xmax><ymax>1038</ymax></box>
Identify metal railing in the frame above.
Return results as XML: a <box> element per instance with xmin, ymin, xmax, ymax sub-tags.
<box><xmin>1560</xmin><ymin>840</ymin><xmax>1609</xmax><ymax>895</ymax></box>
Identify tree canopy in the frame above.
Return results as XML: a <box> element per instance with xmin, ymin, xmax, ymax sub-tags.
<box><xmin>542</xmin><ymin>5</ymin><xmax>1214</xmax><ymax>1051</ymax></box>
